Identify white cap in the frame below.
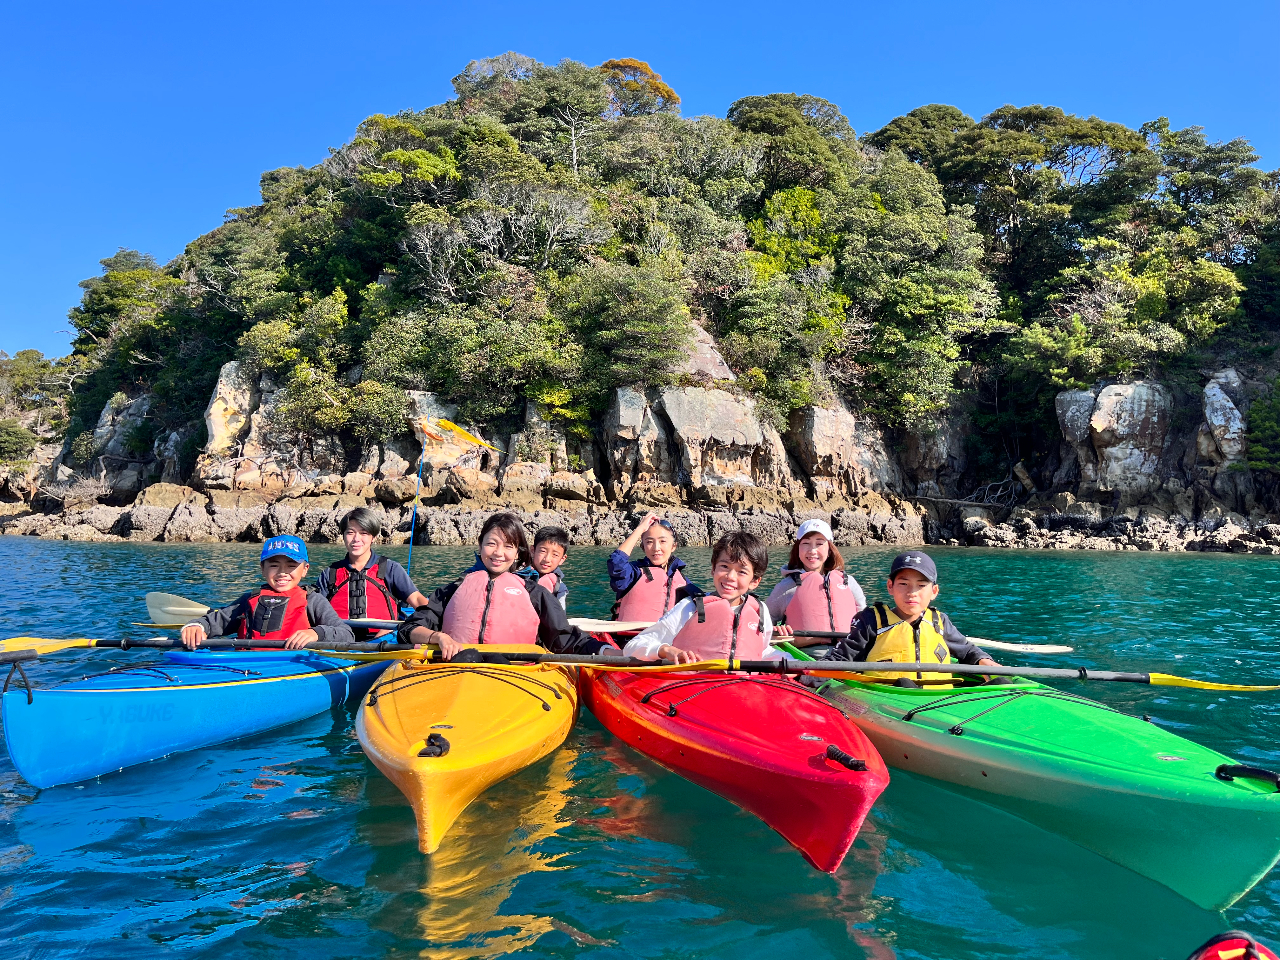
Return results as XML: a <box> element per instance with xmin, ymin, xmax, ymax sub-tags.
<box><xmin>795</xmin><ymin>518</ymin><xmax>835</xmax><ymax>542</ymax></box>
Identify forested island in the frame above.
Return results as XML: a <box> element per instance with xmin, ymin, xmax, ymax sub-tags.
<box><xmin>2</xmin><ymin>52</ymin><xmax>1279</xmax><ymax>552</ymax></box>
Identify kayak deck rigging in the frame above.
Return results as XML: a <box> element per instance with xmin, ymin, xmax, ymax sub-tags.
<box><xmin>367</xmin><ymin>664</ymin><xmax>567</xmax><ymax>712</ymax></box>
<box><xmin>893</xmin><ymin>686</ymin><xmax>1126</xmax><ymax>730</ymax></box>
<box><xmin>639</xmin><ymin>675</ymin><xmax>850</xmax><ymax>720</ymax></box>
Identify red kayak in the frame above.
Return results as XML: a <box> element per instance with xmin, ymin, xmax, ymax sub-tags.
<box><xmin>579</xmin><ymin>660</ymin><xmax>890</xmax><ymax>872</ymax></box>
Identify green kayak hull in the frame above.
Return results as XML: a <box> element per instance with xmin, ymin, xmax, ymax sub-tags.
<box><xmin>785</xmin><ymin>647</ymin><xmax>1280</xmax><ymax>911</ymax></box>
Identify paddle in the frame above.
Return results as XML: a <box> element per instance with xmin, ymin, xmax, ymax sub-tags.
<box><xmin>775</xmin><ymin>628</ymin><xmax>1073</xmax><ymax>655</ymax></box>
<box><xmin>2</xmin><ymin>632</ymin><xmax>1275</xmax><ymax>691</ymax></box>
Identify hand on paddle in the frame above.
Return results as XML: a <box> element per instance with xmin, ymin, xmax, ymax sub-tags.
<box><xmin>407</xmin><ymin>625</ymin><xmax>462</xmax><ymax>660</ymax></box>
<box><xmin>657</xmin><ymin>644</ymin><xmax>700</xmax><ymax>665</ymax></box>
<box><xmin>180</xmin><ymin>623</ymin><xmax>319</xmax><ymax>650</ymax></box>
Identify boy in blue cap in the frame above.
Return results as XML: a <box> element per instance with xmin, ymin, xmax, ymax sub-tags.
<box><xmin>822</xmin><ymin>551</ymin><xmax>998</xmax><ymax>686</ymax></box>
<box><xmin>180</xmin><ymin>535</ymin><xmax>355</xmax><ymax>650</ymax></box>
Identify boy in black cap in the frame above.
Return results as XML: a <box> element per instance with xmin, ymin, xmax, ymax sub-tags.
<box><xmin>822</xmin><ymin>551</ymin><xmax>997</xmax><ymax>686</ymax></box>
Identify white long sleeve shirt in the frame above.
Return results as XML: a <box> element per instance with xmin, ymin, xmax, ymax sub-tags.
<box><xmin>621</xmin><ymin>595</ymin><xmax>786</xmax><ymax>661</ymax></box>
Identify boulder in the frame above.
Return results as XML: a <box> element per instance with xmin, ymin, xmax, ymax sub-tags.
<box><xmin>786</xmin><ymin>399</ymin><xmax>905</xmax><ymax>501</ymax></box>
<box><xmin>603</xmin><ymin>387</ymin><xmax>678</xmax><ymax>498</ymax></box>
<box><xmin>207</xmin><ymin>490</ymin><xmax>270</xmax><ymax>541</ymax></box>
<box><xmin>374</xmin><ymin>477</ymin><xmax>420</xmax><ymax>505</ymax></box>
<box><xmin>1056</xmin><ymin>383</ymin><xmax>1172</xmax><ymax>503</ymax></box>
<box><xmin>660</xmin><ymin>387</ymin><xmax>770</xmax><ymax>490</ymax></box>
<box><xmin>546</xmin><ymin>471</ymin><xmax>598</xmax><ymax>503</ymax></box>
<box><xmin>203</xmin><ymin>361</ymin><xmax>261</xmax><ymax>457</ymax></box>
<box><xmin>161</xmin><ymin>492</ymin><xmax>216</xmax><ymax>542</ymax></box>
<box><xmin>496</xmin><ymin>462</ymin><xmax>548</xmax><ymax>504</ymax></box>
<box><xmin>674</xmin><ymin>323</ymin><xmax>736</xmax><ymax>382</ymax></box>
<box><xmin>447</xmin><ymin>467</ymin><xmax>500</xmax><ymax>503</ymax></box>
<box><xmin>1202</xmin><ymin>379</ymin><xmax>1247</xmax><ymax>464</ymax></box>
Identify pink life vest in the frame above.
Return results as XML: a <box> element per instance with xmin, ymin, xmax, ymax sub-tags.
<box><xmin>537</xmin><ymin>570</ymin><xmax>560</xmax><ymax>594</ymax></box>
<box><xmin>785</xmin><ymin>570</ymin><xmax>862</xmax><ymax>635</ymax></box>
<box><xmin>671</xmin><ymin>594</ymin><xmax>766</xmax><ymax>660</ymax></box>
<box><xmin>615</xmin><ymin>563</ymin><xmax>687</xmax><ymax>621</ymax></box>
<box><xmin>440</xmin><ymin>570</ymin><xmax>541</xmax><ymax>645</ymax></box>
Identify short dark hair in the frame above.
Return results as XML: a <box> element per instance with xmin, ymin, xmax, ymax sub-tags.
<box><xmin>534</xmin><ymin>526</ymin><xmax>570</xmax><ymax>551</ymax></box>
<box><xmin>479</xmin><ymin>511</ymin><xmax>532</xmax><ymax>568</ymax></box>
<box><xmin>711</xmin><ymin>531</ymin><xmax>768</xmax><ymax>578</ymax></box>
<box><xmin>340</xmin><ymin>507</ymin><xmax>382</xmax><ymax>539</ymax></box>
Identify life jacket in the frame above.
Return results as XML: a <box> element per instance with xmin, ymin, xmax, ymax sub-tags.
<box><xmin>325</xmin><ymin>556</ymin><xmax>399</xmax><ymax>621</ymax></box>
<box><xmin>614</xmin><ymin>561</ymin><xmax>687</xmax><ymax>621</ymax></box>
<box><xmin>863</xmin><ymin>602</ymin><xmax>953</xmax><ymax>686</ymax></box>
<box><xmin>440</xmin><ymin>569</ymin><xmax>541</xmax><ymax>645</ymax></box>
<box><xmin>785</xmin><ymin>570</ymin><xmax>862</xmax><ymax>635</ymax></box>
<box><xmin>238</xmin><ymin>586</ymin><xmax>312</xmax><ymax>641</ymax></box>
<box><xmin>537</xmin><ymin>570</ymin><xmax>561</xmax><ymax>595</ymax></box>
<box><xmin>671</xmin><ymin>594</ymin><xmax>766</xmax><ymax>661</ymax></box>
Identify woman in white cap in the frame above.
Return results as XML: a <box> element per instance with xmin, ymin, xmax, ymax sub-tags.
<box><xmin>766</xmin><ymin>519</ymin><xmax>866</xmax><ymax>645</ymax></box>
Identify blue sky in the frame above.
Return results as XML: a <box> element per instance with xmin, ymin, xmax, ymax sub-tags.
<box><xmin>2</xmin><ymin>0</ymin><xmax>1276</xmax><ymax>358</ymax></box>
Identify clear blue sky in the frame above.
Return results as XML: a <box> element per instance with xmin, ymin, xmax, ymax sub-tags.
<box><xmin>2</xmin><ymin>0</ymin><xmax>1276</xmax><ymax>358</ymax></box>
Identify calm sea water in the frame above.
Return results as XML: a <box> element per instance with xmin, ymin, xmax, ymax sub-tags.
<box><xmin>0</xmin><ymin>536</ymin><xmax>1277</xmax><ymax>959</ymax></box>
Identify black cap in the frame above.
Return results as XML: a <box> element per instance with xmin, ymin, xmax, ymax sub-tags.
<box><xmin>889</xmin><ymin>551</ymin><xmax>937</xmax><ymax>583</ymax></box>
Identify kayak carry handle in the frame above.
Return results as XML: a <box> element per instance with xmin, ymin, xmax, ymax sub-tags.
<box><xmin>1215</xmin><ymin>764</ymin><xmax>1280</xmax><ymax>792</ymax></box>
<box><xmin>418</xmin><ymin>733</ymin><xmax>451</xmax><ymax>758</ymax></box>
<box><xmin>825</xmin><ymin>744</ymin><xmax>868</xmax><ymax>772</ymax></box>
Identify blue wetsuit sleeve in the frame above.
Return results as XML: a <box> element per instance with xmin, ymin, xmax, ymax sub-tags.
<box><xmin>607</xmin><ymin>550</ymin><xmax>638</xmax><ymax>594</ymax></box>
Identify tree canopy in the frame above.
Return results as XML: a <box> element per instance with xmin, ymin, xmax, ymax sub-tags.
<box><xmin>43</xmin><ymin>54</ymin><xmax>1280</xmax><ymax>488</ymax></box>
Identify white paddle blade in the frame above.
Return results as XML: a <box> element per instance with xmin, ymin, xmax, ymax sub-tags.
<box><xmin>569</xmin><ymin>618</ymin><xmax>655</xmax><ymax>633</ymax></box>
<box><xmin>145</xmin><ymin>592</ymin><xmax>211</xmax><ymax>625</ymax></box>
<box><xmin>970</xmin><ymin>637</ymin><xmax>1074</xmax><ymax>654</ymax></box>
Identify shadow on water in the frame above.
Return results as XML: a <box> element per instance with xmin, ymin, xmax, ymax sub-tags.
<box><xmin>0</xmin><ymin>538</ymin><xmax>1276</xmax><ymax>957</ymax></box>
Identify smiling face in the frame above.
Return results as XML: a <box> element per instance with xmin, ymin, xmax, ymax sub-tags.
<box><xmin>641</xmin><ymin>524</ymin><xmax>675</xmax><ymax>567</ymax></box>
<box><xmin>342</xmin><ymin>523</ymin><xmax>374</xmax><ymax>564</ymax></box>
<box><xmin>479</xmin><ymin>529</ymin><xmax>521</xmax><ymax>574</ymax></box>
<box><xmin>532</xmin><ymin>541</ymin><xmax>566</xmax><ymax>575</ymax></box>
<box><xmin>261</xmin><ymin>556</ymin><xmax>309</xmax><ymax>592</ymax></box>
<box><xmin>712</xmin><ymin>555</ymin><xmax>762</xmax><ymax>604</ymax></box>
<box><xmin>797</xmin><ymin>532</ymin><xmax>830</xmax><ymax>572</ymax></box>
<box><xmin>886</xmin><ymin>569</ymin><xmax>939</xmax><ymax>620</ymax></box>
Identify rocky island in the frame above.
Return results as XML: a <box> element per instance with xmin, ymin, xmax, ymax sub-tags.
<box><xmin>2</xmin><ymin>55</ymin><xmax>1278</xmax><ymax>555</ymax></box>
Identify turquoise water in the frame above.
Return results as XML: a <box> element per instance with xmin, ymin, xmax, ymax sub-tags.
<box><xmin>1</xmin><ymin>537</ymin><xmax>1278</xmax><ymax>959</ymax></box>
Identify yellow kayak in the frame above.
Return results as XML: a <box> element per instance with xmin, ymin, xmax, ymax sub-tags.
<box><xmin>355</xmin><ymin>645</ymin><xmax>578</xmax><ymax>853</ymax></box>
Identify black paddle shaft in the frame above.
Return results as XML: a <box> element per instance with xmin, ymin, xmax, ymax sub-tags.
<box><xmin>99</xmin><ymin>637</ymin><xmax>415</xmax><ymax>654</ymax></box>
<box><xmin>737</xmin><ymin>659</ymin><xmax>1154</xmax><ymax>683</ymax></box>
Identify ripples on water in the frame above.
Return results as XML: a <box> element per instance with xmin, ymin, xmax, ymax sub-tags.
<box><xmin>0</xmin><ymin>537</ymin><xmax>1277</xmax><ymax>958</ymax></box>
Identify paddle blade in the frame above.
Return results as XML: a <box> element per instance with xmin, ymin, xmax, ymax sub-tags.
<box><xmin>970</xmin><ymin>637</ymin><xmax>1074</xmax><ymax>654</ymax></box>
<box><xmin>145</xmin><ymin>592</ymin><xmax>210</xmax><ymax>624</ymax></box>
<box><xmin>0</xmin><ymin>637</ymin><xmax>100</xmax><ymax>655</ymax></box>
<box><xmin>1149</xmin><ymin>673</ymin><xmax>1280</xmax><ymax>692</ymax></box>
<box><xmin>569</xmin><ymin>618</ymin><xmax>655</xmax><ymax>634</ymax></box>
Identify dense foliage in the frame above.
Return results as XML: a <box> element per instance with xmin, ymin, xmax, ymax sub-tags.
<box><xmin>49</xmin><ymin>54</ymin><xmax>1280</xmax><ymax>483</ymax></box>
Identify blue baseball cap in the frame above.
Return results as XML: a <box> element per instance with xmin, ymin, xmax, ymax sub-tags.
<box><xmin>261</xmin><ymin>535</ymin><xmax>309</xmax><ymax>564</ymax></box>
<box><xmin>889</xmin><ymin>551</ymin><xmax>937</xmax><ymax>582</ymax></box>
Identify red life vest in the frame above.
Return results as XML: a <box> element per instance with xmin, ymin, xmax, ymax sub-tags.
<box><xmin>537</xmin><ymin>570</ymin><xmax>561</xmax><ymax>594</ymax></box>
<box><xmin>238</xmin><ymin>586</ymin><xmax>312</xmax><ymax>640</ymax></box>
<box><xmin>440</xmin><ymin>570</ymin><xmax>541</xmax><ymax>645</ymax></box>
<box><xmin>614</xmin><ymin>562</ymin><xmax>687</xmax><ymax>621</ymax></box>
<box><xmin>326</xmin><ymin>556</ymin><xmax>399</xmax><ymax>621</ymax></box>
<box><xmin>671</xmin><ymin>594</ymin><xmax>766</xmax><ymax>660</ymax></box>
<box><xmin>785</xmin><ymin>570</ymin><xmax>862</xmax><ymax>635</ymax></box>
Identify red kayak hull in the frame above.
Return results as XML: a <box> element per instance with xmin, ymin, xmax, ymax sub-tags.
<box><xmin>580</xmin><ymin>665</ymin><xmax>889</xmax><ymax>872</ymax></box>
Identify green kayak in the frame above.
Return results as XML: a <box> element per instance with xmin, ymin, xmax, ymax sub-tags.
<box><xmin>779</xmin><ymin>643</ymin><xmax>1280</xmax><ymax>911</ymax></box>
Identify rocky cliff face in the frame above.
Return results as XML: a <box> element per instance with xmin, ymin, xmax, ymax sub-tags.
<box><xmin>5</xmin><ymin>348</ymin><xmax>1279</xmax><ymax>555</ymax></box>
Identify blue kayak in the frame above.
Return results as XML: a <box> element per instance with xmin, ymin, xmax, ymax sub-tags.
<box><xmin>2</xmin><ymin>649</ymin><xmax>387</xmax><ymax>788</ymax></box>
